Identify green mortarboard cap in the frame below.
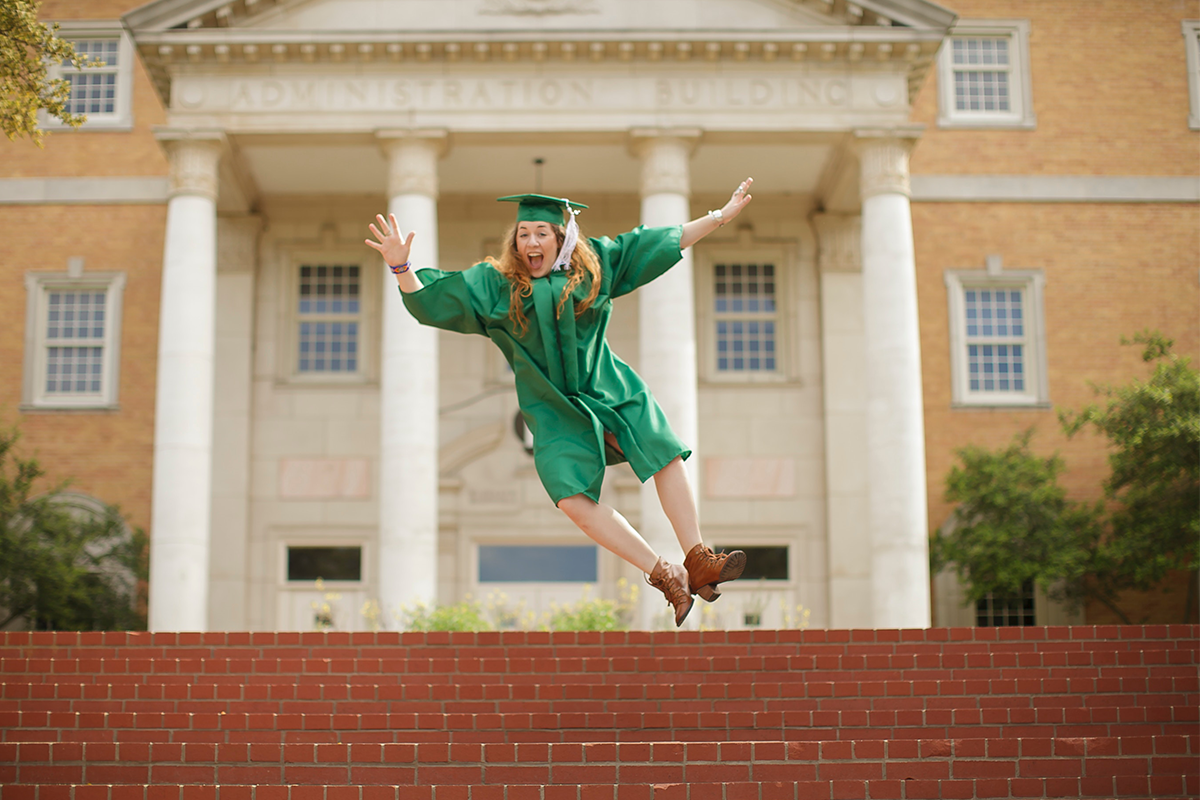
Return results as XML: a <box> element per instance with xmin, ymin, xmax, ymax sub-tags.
<box><xmin>497</xmin><ymin>193</ymin><xmax>588</xmax><ymax>225</ymax></box>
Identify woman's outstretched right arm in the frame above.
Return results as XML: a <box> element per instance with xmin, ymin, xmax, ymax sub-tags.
<box><xmin>365</xmin><ymin>213</ymin><xmax>423</xmax><ymax>293</ymax></box>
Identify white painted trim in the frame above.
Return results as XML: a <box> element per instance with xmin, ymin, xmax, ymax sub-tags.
<box><xmin>695</xmin><ymin>242</ymin><xmax>796</xmax><ymax>384</ymax></box>
<box><xmin>277</xmin><ymin>248</ymin><xmax>375</xmax><ymax>385</ymax></box>
<box><xmin>0</xmin><ymin>177</ymin><xmax>169</xmax><ymax>204</ymax></box>
<box><xmin>912</xmin><ymin>175</ymin><xmax>1200</xmax><ymax>203</ymax></box>
<box><xmin>22</xmin><ymin>271</ymin><xmax>126</xmax><ymax>410</ymax></box>
<box><xmin>1184</xmin><ymin>21</ymin><xmax>1200</xmax><ymax>131</ymax></box>
<box><xmin>936</xmin><ymin>19</ymin><xmax>1036</xmax><ymax>130</ymax></box>
<box><xmin>944</xmin><ymin>267</ymin><xmax>1047</xmax><ymax>408</ymax></box>
<box><xmin>44</xmin><ymin>21</ymin><xmax>136</xmax><ymax>132</ymax></box>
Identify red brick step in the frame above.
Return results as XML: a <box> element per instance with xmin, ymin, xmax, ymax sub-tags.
<box><xmin>2</xmin><ymin>736</ymin><xmax>1196</xmax><ymax>791</ymax></box>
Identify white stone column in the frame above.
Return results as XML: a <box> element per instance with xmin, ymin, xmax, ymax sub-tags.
<box><xmin>377</xmin><ymin>131</ymin><xmax>445</xmax><ymax>622</ymax></box>
<box><xmin>812</xmin><ymin>213</ymin><xmax>874</xmax><ymax>629</ymax></box>
<box><xmin>632</xmin><ymin>130</ymin><xmax>700</xmax><ymax>627</ymax></box>
<box><xmin>148</xmin><ymin>134</ymin><xmax>222</xmax><ymax>632</ymax></box>
<box><xmin>856</xmin><ymin>130</ymin><xmax>931</xmax><ymax>629</ymax></box>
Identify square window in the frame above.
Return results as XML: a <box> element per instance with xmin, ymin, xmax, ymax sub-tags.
<box><xmin>711</xmin><ymin>545</ymin><xmax>789</xmax><ymax>581</ymax></box>
<box><xmin>478</xmin><ymin>545</ymin><xmax>598</xmax><ymax>583</ymax></box>
<box><xmin>976</xmin><ymin>580</ymin><xmax>1036</xmax><ymax>626</ymax></box>
<box><xmin>945</xmin><ymin>266</ymin><xmax>1046</xmax><ymax>407</ymax></box>
<box><xmin>287</xmin><ymin>546</ymin><xmax>363</xmax><ymax>582</ymax></box>
<box><xmin>44</xmin><ymin>24</ymin><xmax>133</xmax><ymax>130</ymax></box>
<box><xmin>937</xmin><ymin>20</ymin><xmax>1036</xmax><ymax>129</ymax></box>
<box><xmin>712</xmin><ymin>261</ymin><xmax>779</xmax><ymax>376</ymax></box>
<box><xmin>24</xmin><ymin>272</ymin><xmax>125</xmax><ymax>409</ymax></box>
<box><xmin>295</xmin><ymin>263</ymin><xmax>363</xmax><ymax>376</ymax></box>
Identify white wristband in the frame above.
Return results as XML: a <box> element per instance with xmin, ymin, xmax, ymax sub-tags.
<box><xmin>708</xmin><ymin>209</ymin><xmax>725</xmax><ymax>226</ymax></box>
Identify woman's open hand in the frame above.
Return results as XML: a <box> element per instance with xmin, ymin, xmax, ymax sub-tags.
<box><xmin>721</xmin><ymin>177</ymin><xmax>753</xmax><ymax>223</ymax></box>
<box><xmin>365</xmin><ymin>213</ymin><xmax>414</xmax><ymax>268</ymax></box>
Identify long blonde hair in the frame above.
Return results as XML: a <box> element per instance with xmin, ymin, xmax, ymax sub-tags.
<box><xmin>486</xmin><ymin>222</ymin><xmax>602</xmax><ymax>337</ymax></box>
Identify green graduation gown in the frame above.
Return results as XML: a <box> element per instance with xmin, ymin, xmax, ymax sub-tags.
<box><xmin>401</xmin><ymin>224</ymin><xmax>691</xmax><ymax>504</ymax></box>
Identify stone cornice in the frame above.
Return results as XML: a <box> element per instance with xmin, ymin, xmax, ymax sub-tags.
<box><xmin>127</xmin><ymin>0</ymin><xmax>947</xmax><ymax>35</ymax></box>
<box><xmin>136</xmin><ymin>32</ymin><xmax>943</xmax><ymax>108</ymax></box>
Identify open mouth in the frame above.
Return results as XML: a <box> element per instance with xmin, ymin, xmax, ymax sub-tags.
<box><xmin>528</xmin><ymin>254</ymin><xmax>544</xmax><ymax>270</ymax></box>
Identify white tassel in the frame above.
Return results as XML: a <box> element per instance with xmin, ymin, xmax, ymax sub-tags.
<box><xmin>551</xmin><ymin>200</ymin><xmax>581</xmax><ymax>272</ymax></box>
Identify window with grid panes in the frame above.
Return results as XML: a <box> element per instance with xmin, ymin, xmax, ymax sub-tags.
<box><xmin>297</xmin><ymin>264</ymin><xmax>361</xmax><ymax>374</ymax></box>
<box><xmin>24</xmin><ymin>272</ymin><xmax>125</xmax><ymax>409</ymax></box>
<box><xmin>975</xmin><ymin>581</ymin><xmax>1036</xmax><ymax>627</ymax></box>
<box><xmin>944</xmin><ymin>266</ymin><xmax>1046</xmax><ymax>407</ymax></box>
<box><xmin>713</xmin><ymin>262</ymin><xmax>778</xmax><ymax>373</ymax></box>
<box><xmin>951</xmin><ymin>37</ymin><xmax>1011</xmax><ymax>113</ymax></box>
<box><xmin>963</xmin><ymin>286</ymin><xmax>1027</xmax><ymax>394</ymax></box>
<box><xmin>63</xmin><ymin>38</ymin><xmax>121</xmax><ymax>118</ymax></box>
<box><xmin>937</xmin><ymin>21</ymin><xmax>1035</xmax><ymax>129</ymax></box>
<box><xmin>44</xmin><ymin>289</ymin><xmax>108</xmax><ymax>396</ymax></box>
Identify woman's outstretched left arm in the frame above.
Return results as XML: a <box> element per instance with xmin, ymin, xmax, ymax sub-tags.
<box><xmin>679</xmin><ymin>177</ymin><xmax>753</xmax><ymax>249</ymax></box>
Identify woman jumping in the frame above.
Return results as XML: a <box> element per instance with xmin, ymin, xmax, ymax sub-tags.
<box><xmin>366</xmin><ymin>179</ymin><xmax>754</xmax><ymax>626</ymax></box>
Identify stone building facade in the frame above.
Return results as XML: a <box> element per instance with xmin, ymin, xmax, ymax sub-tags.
<box><xmin>1</xmin><ymin>0</ymin><xmax>1196</xmax><ymax>631</ymax></box>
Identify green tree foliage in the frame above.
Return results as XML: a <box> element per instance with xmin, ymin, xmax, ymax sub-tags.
<box><xmin>930</xmin><ymin>431</ymin><xmax>1102</xmax><ymax>607</ymax></box>
<box><xmin>1</xmin><ymin>0</ymin><xmax>90</xmax><ymax>145</ymax></box>
<box><xmin>1060</xmin><ymin>331</ymin><xmax>1200</xmax><ymax>613</ymax></box>
<box><xmin>934</xmin><ymin>332</ymin><xmax>1200</xmax><ymax>624</ymax></box>
<box><xmin>0</xmin><ymin>427</ymin><xmax>148</xmax><ymax>630</ymax></box>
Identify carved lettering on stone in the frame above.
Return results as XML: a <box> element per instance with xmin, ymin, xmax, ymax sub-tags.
<box><xmin>479</xmin><ymin>0</ymin><xmax>599</xmax><ymax>15</ymax></box>
<box><xmin>184</xmin><ymin>74</ymin><xmax>904</xmax><ymax>117</ymax></box>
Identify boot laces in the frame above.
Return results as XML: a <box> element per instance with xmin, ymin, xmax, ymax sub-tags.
<box><xmin>646</xmin><ymin>571</ymin><xmax>689</xmax><ymax>608</ymax></box>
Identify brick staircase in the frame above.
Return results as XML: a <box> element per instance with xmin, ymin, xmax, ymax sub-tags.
<box><xmin>1</xmin><ymin>626</ymin><xmax>1196</xmax><ymax>799</ymax></box>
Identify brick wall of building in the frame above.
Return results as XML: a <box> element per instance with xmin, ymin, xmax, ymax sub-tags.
<box><xmin>910</xmin><ymin>0</ymin><xmax>1199</xmax><ymax>624</ymax></box>
<box><xmin>914</xmin><ymin>202</ymin><xmax>1200</xmax><ymax>526</ymax></box>
<box><xmin>0</xmin><ymin>203</ymin><xmax>166</xmax><ymax>532</ymax></box>
<box><xmin>910</xmin><ymin>0</ymin><xmax>1198</xmax><ymax>176</ymax></box>
<box><xmin>0</xmin><ymin>0</ymin><xmax>168</xmax><ymax>533</ymax></box>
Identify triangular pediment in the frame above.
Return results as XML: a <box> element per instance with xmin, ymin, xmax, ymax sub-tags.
<box><xmin>125</xmin><ymin>0</ymin><xmax>955</xmax><ymax>35</ymax></box>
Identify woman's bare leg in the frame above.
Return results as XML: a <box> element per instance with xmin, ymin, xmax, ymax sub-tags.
<box><xmin>652</xmin><ymin>456</ymin><xmax>703</xmax><ymax>554</ymax></box>
<box><xmin>557</xmin><ymin>494</ymin><xmax>659</xmax><ymax>573</ymax></box>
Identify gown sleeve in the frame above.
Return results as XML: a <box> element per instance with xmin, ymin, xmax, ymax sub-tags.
<box><xmin>591</xmin><ymin>225</ymin><xmax>684</xmax><ymax>299</ymax></box>
<box><xmin>400</xmin><ymin>262</ymin><xmax>503</xmax><ymax>336</ymax></box>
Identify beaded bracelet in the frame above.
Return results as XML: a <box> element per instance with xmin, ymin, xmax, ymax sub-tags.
<box><xmin>389</xmin><ymin>261</ymin><xmax>411</xmax><ymax>275</ymax></box>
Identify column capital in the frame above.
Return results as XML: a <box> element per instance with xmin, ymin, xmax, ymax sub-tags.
<box><xmin>854</xmin><ymin>127</ymin><xmax>922</xmax><ymax>200</ymax></box>
<box><xmin>155</xmin><ymin>129</ymin><xmax>225</xmax><ymax>201</ymax></box>
<box><xmin>376</xmin><ymin>129</ymin><xmax>448</xmax><ymax>199</ymax></box>
<box><xmin>811</xmin><ymin>212</ymin><xmax>862</xmax><ymax>273</ymax></box>
<box><xmin>629</xmin><ymin>129</ymin><xmax>701</xmax><ymax>198</ymax></box>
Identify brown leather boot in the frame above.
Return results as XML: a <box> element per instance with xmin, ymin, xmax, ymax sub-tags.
<box><xmin>646</xmin><ymin>557</ymin><xmax>694</xmax><ymax>627</ymax></box>
<box><xmin>684</xmin><ymin>544</ymin><xmax>747</xmax><ymax>603</ymax></box>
